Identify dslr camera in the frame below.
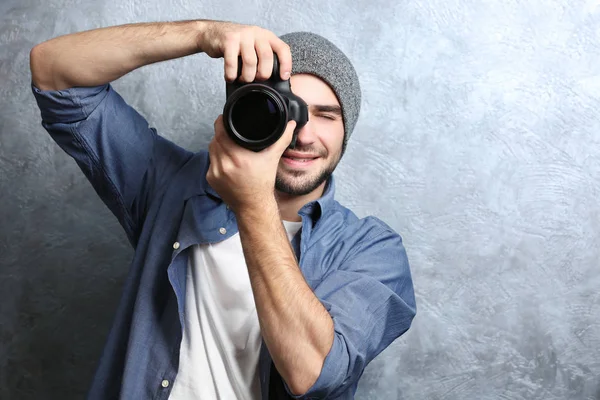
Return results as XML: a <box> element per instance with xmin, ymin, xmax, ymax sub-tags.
<box><xmin>223</xmin><ymin>54</ymin><xmax>309</xmax><ymax>151</ymax></box>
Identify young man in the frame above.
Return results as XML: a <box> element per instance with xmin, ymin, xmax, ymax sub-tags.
<box><xmin>30</xmin><ymin>19</ymin><xmax>416</xmax><ymax>400</ymax></box>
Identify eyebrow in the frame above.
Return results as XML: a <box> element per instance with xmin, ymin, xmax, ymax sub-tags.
<box><xmin>310</xmin><ymin>104</ymin><xmax>342</xmax><ymax>116</ymax></box>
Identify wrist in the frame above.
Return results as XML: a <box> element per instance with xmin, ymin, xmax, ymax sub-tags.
<box><xmin>194</xmin><ymin>20</ymin><xmax>209</xmax><ymax>53</ymax></box>
<box><xmin>235</xmin><ymin>195</ymin><xmax>279</xmax><ymax>223</ymax></box>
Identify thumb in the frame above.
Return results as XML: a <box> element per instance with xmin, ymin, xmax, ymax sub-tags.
<box><xmin>274</xmin><ymin>120</ymin><xmax>297</xmax><ymax>152</ymax></box>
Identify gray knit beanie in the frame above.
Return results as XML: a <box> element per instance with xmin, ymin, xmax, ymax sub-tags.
<box><xmin>279</xmin><ymin>32</ymin><xmax>361</xmax><ymax>154</ymax></box>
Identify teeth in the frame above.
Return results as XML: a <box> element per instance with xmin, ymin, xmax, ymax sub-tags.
<box><xmin>289</xmin><ymin>157</ymin><xmax>310</xmax><ymax>162</ymax></box>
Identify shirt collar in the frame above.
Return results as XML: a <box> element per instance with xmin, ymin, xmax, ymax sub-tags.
<box><xmin>298</xmin><ymin>175</ymin><xmax>336</xmax><ymax>221</ymax></box>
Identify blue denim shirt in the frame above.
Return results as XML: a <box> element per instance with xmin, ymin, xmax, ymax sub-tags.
<box><xmin>31</xmin><ymin>82</ymin><xmax>416</xmax><ymax>400</ymax></box>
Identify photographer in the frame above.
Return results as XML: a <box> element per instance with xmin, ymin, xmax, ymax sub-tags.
<box><xmin>29</xmin><ymin>19</ymin><xmax>416</xmax><ymax>400</ymax></box>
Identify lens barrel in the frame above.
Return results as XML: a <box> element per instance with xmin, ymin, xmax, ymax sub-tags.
<box><xmin>223</xmin><ymin>84</ymin><xmax>288</xmax><ymax>151</ymax></box>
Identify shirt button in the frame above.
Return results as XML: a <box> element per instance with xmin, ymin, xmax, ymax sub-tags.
<box><xmin>161</xmin><ymin>379</ymin><xmax>170</xmax><ymax>388</ymax></box>
<box><xmin>219</xmin><ymin>227</ymin><xmax>227</xmax><ymax>235</ymax></box>
<box><xmin>173</xmin><ymin>242</ymin><xmax>180</xmax><ymax>250</ymax></box>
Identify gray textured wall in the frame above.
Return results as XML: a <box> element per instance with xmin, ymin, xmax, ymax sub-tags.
<box><xmin>1</xmin><ymin>0</ymin><xmax>599</xmax><ymax>399</ymax></box>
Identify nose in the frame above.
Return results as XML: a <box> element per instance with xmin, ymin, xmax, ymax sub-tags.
<box><xmin>293</xmin><ymin>118</ymin><xmax>317</xmax><ymax>147</ymax></box>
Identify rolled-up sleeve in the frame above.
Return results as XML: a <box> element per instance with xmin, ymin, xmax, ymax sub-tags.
<box><xmin>288</xmin><ymin>221</ymin><xmax>417</xmax><ymax>399</ymax></box>
<box><xmin>31</xmin><ymin>82</ymin><xmax>193</xmax><ymax>247</ymax></box>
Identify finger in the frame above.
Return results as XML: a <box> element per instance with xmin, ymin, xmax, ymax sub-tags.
<box><xmin>208</xmin><ymin>132</ymin><xmax>223</xmax><ymax>162</ymax></box>
<box><xmin>270</xmin><ymin>120</ymin><xmax>296</xmax><ymax>154</ymax></box>
<box><xmin>255</xmin><ymin>39</ymin><xmax>274</xmax><ymax>81</ymax></box>
<box><xmin>223</xmin><ymin>37</ymin><xmax>241</xmax><ymax>82</ymax></box>
<box><xmin>213</xmin><ymin>115</ymin><xmax>228</xmax><ymax>148</ymax></box>
<box><xmin>207</xmin><ymin>140</ymin><xmax>218</xmax><ymax>181</ymax></box>
<box><xmin>283</xmin><ymin>120</ymin><xmax>297</xmax><ymax>141</ymax></box>
<box><xmin>211</xmin><ymin>135</ymin><xmax>238</xmax><ymax>171</ymax></box>
<box><xmin>270</xmin><ymin>38</ymin><xmax>292</xmax><ymax>80</ymax></box>
<box><xmin>240</xmin><ymin>35</ymin><xmax>258</xmax><ymax>83</ymax></box>
<box><xmin>214</xmin><ymin>114</ymin><xmax>225</xmax><ymax>139</ymax></box>
<box><xmin>209</xmin><ymin>134</ymin><xmax>232</xmax><ymax>175</ymax></box>
<box><xmin>214</xmin><ymin>114</ymin><xmax>233</xmax><ymax>143</ymax></box>
<box><xmin>214</xmin><ymin>114</ymin><xmax>241</xmax><ymax>156</ymax></box>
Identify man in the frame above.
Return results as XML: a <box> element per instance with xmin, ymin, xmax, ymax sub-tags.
<box><xmin>30</xmin><ymin>19</ymin><xmax>416</xmax><ymax>400</ymax></box>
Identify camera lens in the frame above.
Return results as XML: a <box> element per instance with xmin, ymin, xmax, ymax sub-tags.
<box><xmin>231</xmin><ymin>91</ymin><xmax>282</xmax><ymax>142</ymax></box>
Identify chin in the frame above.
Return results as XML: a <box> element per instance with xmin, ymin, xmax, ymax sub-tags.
<box><xmin>275</xmin><ymin>168</ymin><xmax>333</xmax><ymax>197</ymax></box>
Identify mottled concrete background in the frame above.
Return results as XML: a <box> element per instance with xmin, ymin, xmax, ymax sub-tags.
<box><xmin>1</xmin><ymin>0</ymin><xmax>600</xmax><ymax>399</ymax></box>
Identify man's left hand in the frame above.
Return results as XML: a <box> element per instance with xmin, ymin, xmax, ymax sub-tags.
<box><xmin>207</xmin><ymin>114</ymin><xmax>296</xmax><ymax>214</ymax></box>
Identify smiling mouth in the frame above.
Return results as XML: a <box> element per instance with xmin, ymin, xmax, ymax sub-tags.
<box><xmin>282</xmin><ymin>156</ymin><xmax>318</xmax><ymax>162</ymax></box>
<box><xmin>281</xmin><ymin>155</ymin><xmax>320</xmax><ymax>167</ymax></box>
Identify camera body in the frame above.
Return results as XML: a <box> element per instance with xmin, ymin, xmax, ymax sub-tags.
<box><xmin>223</xmin><ymin>55</ymin><xmax>309</xmax><ymax>151</ymax></box>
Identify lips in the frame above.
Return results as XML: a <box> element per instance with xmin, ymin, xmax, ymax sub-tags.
<box><xmin>283</xmin><ymin>156</ymin><xmax>317</xmax><ymax>162</ymax></box>
<box><xmin>281</xmin><ymin>151</ymin><xmax>319</xmax><ymax>167</ymax></box>
<box><xmin>282</xmin><ymin>151</ymin><xmax>319</xmax><ymax>161</ymax></box>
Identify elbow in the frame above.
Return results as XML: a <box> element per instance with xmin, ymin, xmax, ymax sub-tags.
<box><xmin>287</xmin><ymin>363</ymin><xmax>322</xmax><ymax>397</ymax></box>
<box><xmin>30</xmin><ymin>44</ymin><xmax>51</xmax><ymax>90</ymax></box>
<box><xmin>30</xmin><ymin>44</ymin><xmax>65</xmax><ymax>91</ymax></box>
<box><xmin>286</xmin><ymin>332</ymin><xmax>355</xmax><ymax>399</ymax></box>
<box><xmin>285</xmin><ymin>346</ymin><xmax>328</xmax><ymax>396</ymax></box>
<box><xmin>289</xmin><ymin>321</ymin><xmax>335</xmax><ymax>395</ymax></box>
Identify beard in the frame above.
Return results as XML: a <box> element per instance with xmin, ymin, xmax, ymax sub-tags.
<box><xmin>275</xmin><ymin>151</ymin><xmax>341</xmax><ymax>196</ymax></box>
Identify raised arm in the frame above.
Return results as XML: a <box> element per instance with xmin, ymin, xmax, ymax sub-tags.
<box><xmin>29</xmin><ymin>20</ymin><xmax>294</xmax><ymax>247</ymax></box>
<box><xmin>30</xmin><ymin>20</ymin><xmax>207</xmax><ymax>90</ymax></box>
<box><xmin>29</xmin><ymin>19</ymin><xmax>293</xmax><ymax>91</ymax></box>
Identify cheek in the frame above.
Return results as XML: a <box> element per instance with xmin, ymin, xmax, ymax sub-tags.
<box><xmin>315</xmin><ymin>122</ymin><xmax>344</xmax><ymax>155</ymax></box>
<box><xmin>322</xmin><ymin>135</ymin><xmax>344</xmax><ymax>157</ymax></box>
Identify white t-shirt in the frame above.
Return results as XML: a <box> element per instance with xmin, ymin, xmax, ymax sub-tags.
<box><xmin>169</xmin><ymin>219</ymin><xmax>302</xmax><ymax>400</ymax></box>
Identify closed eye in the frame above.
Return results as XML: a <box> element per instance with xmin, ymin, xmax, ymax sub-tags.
<box><xmin>318</xmin><ymin>114</ymin><xmax>338</xmax><ymax>121</ymax></box>
<box><xmin>310</xmin><ymin>104</ymin><xmax>342</xmax><ymax>121</ymax></box>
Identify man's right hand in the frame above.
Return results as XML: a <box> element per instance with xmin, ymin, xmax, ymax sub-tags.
<box><xmin>197</xmin><ymin>21</ymin><xmax>292</xmax><ymax>84</ymax></box>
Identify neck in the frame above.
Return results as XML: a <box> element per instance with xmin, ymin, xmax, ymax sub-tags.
<box><xmin>275</xmin><ymin>181</ymin><xmax>327</xmax><ymax>222</ymax></box>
